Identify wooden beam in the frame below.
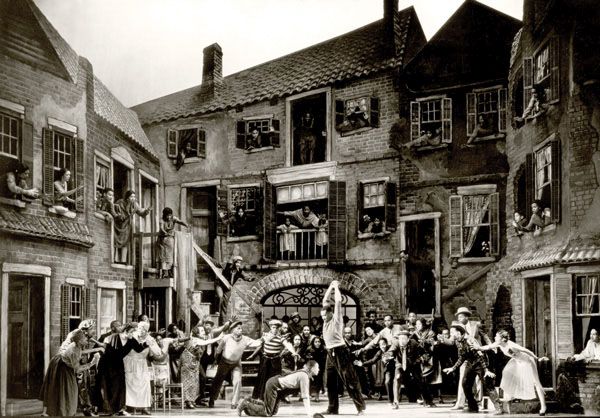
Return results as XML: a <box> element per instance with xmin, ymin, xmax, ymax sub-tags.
<box><xmin>442</xmin><ymin>263</ymin><xmax>494</xmax><ymax>302</ymax></box>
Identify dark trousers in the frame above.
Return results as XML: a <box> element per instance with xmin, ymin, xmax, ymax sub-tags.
<box><xmin>393</xmin><ymin>365</ymin><xmax>432</xmax><ymax>405</ymax></box>
<box><xmin>208</xmin><ymin>360</ymin><xmax>238</xmax><ymax>402</ymax></box>
<box><xmin>463</xmin><ymin>363</ymin><xmax>499</xmax><ymax>412</ymax></box>
<box><xmin>383</xmin><ymin>361</ymin><xmax>395</xmax><ymax>402</ymax></box>
<box><xmin>197</xmin><ymin>362</ymin><xmax>207</xmax><ymax>401</ymax></box>
<box><xmin>326</xmin><ymin>346</ymin><xmax>365</xmax><ymax>413</ymax></box>
<box><xmin>77</xmin><ymin>370</ymin><xmax>93</xmax><ymax>412</ymax></box>
<box><xmin>253</xmin><ymin>356</ymin><xmax>282</xmax><ymax>399</ymax></box>
<box><xmin>242</xmin><ymin>376</ymin><xmax>296</xmax><ymax>417</ymax></box>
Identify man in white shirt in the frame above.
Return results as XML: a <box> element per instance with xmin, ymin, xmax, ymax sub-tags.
<box><xmin>573</xmin><ymin>329</ymin><xmax>600</xmax><ymax>362</ymax></box>
<box><xmin>237</xmin><ymin>360</ymin><xmax>320</xmax><ymax>418</ymax></box>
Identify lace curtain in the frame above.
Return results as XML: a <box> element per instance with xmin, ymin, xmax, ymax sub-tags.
<box><xmin>463</xmin><ymin>195</ymin><xmax>490</xmax><ymax>255</ymax></box>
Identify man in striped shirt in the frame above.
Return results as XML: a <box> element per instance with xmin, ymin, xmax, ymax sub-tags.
<box><xmin>321</xmin><ymin>280</ymin><xmax>365</xmax><ymax>415</ymax></box>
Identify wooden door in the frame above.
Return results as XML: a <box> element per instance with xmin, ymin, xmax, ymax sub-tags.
<box><xmin>8</xmin><ymin>277</ymin><xmax>30</xmax><ymax>398</ymax></box>
<box><xmin>524</xmin><ymin>276</ymin><xmax>553</xmax><ymax>387</ymax></box>
<box><xmin>404</xmin><ymin>219</ymin><xmax>436</xmax><ymax>315</ymax></box>
<box><xmin>189</xmin><ymin>188</ymin><xmax>215</xmax><ymax>256</ymax></box>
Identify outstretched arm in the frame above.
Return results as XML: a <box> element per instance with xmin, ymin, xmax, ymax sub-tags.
<box><xmin>322</xmin><ymin>281</ymin><xmax>335</xmax><ymax>307</ymax></box>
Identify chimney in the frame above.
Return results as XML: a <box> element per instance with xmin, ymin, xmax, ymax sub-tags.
<box><xmin>383</xmin><ymin>0</ymin><xmax>398</xmax><ymax>56</ymax></box>
<box><xmin>201</xmin><ymin>43</ymin><xmax>223</xmax><ymax>97</ymax></box>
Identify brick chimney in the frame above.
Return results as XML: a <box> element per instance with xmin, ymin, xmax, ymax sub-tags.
<box><xmin>383</xmin><ymin>0</ymin><xmax>398</xmax><ymax>57</ymax></box>
<box><xmin>201</xmin><ymin>43</ymin><xmax>223</xmax><ymax>97</ymax></box>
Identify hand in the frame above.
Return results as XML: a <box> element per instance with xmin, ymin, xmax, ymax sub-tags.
<box><xmin>443</xmin><ymin>367</ymin><xmax>453</xmax><ymax>375</ymax></box>
<box><xmin>484</xmin><ymin>370</ymin><xmax>496</xmax><ymax>379</ymax></box>
<box><xmin>331</xmin><ymin>280</ymin><xmax>339</xmax><ymax>288</ymax></box>
<box><xmin>538</xmin><ymin>356</ymin><xmax>549</xmax><ymax>362</ymax></box>
<box><xmin>353</xmin><ymin>360</ymin><xmax>363</xmax><ymax>367</ymax></box>
<box><xmin>353</xmin><ymin>349</ymin><xmax>362</xmax><ymax>356</ymax></box>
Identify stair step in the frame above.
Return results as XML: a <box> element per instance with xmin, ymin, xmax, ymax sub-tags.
<box><xmin>5</xmin><ymin>399</ymin><xmax>43</xmax><ymax>416</ymax></box>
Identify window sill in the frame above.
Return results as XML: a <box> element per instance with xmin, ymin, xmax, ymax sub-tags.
<box><xmin>245</xmin><ymin>146</ymin><xmax>274</xmax><ymax>154</ymax></box>
<box><xmin>339</xmin><ymin>126</ymin><xmax>373</xmax><ymax>137</ymax></box>
<box><xmin>413</xmin><ymin>143</ymin><xmax>448</xmax><ymax>152</ymax></box>
<box><xmin>49</xmin><ymin>206</ymin><xmax>76</xmax><ymax>219</ymax></box>
<box><xmin>111</xmin><ymin>263</ymin><xmax>134</xmax><ymax>270</ymax></box>
<box><xmin>94</xmin><ymin>211</ymin><xmax>112</xmax><ymax>221</ymax></box>
<box><xmin>0</xmin><ymin>196</ymin><xmax>26</xmax><ymax>208</ymax></box>
<box><xmin>227</xmin><ymin>235</ymin><xmax>259</xmax><ymax>243</ymax></box>
<box><xmin>465</xmin><ymin>133</ymin><xmax>506</xmax><ymax>145</ymax></box>
<box><xmin>357</xmin><ymin>232</ymin><xmax>392</xmax><ymax>241</ymax></box>
<box><xmin>184</xmin><ymin>157</ymin><xmax>202</xmax><ymax>163</ymax></box>
<box><xmin>458</xmin><ymin>256</ymin><xmax>496</xmax><ymax>263</ymax></box>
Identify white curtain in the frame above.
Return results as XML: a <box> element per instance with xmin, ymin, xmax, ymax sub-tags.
<box><xmin>463</xmin><ymin>195</ymin><xmax>490</xmax><ymax>255</ymax></box>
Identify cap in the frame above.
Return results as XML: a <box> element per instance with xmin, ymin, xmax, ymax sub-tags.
<box><xmin>290</xmin><ymin>311</ymin><xmax>301</xmax><ymax>319</ymax></box>
<box><xmin>268</xmin><ymin>319</ymin><xmax>282</xmax><ymax>327</ymax></box>
<box><xmin>230</xmin><ymin>320</ymin><xmax>243</xmax><ymax>330</ymax></box>
<box><xmin>450</xmin><ymin>322</ymin><xmax>467</xmax><ymax>335</ymax></box>
<box><xmin>455</xmin><ymin>307</ymin><xmax>472</xmax><ymax>317</ymax></box>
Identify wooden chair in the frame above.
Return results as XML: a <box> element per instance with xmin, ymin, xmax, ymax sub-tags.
<box><xmin>164</xmin><ymin>383</ymin><xmax>184</xmax><ymax>411</ymax></box>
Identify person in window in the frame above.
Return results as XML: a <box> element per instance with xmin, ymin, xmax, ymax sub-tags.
<box><xmin>571</xmin><ymin>329</ymin><xmax>600</xmax><ymax>362</ymax></box>
<box><xmin>295</xmin><ymin>112</ymin><xmax>325</xmax><ymax>164</ymax></box>
<box><xmin>516</xmin><ymin>200</ymin><xmax>545</xmax><ymax>233</ymax></box>
<box><xmin>358</xmin><ymin>217</ymin><xmax>390</xmax><ymax>240</ymax></box>
<box><xmin>175</xmin><ymin>140</ymin><xmax>193</xmax><ymax>171</ymax></box>
<box><xmin>402</xmin><ymin>128</ymin><xmax>442</xmax><ymax>149</ymax></box>
<box><xmin>230</xmin><ymin>206</ymin><xmax>253</xmax><ymax>237</ymax></box>
<box><xmin>113</xmin><ymin>190</ymin><xmax>152</xmax><ymax>264</ymax></box>
<box><xmin>157</xmin><ymin>207</ymin><xmax>189</xmax><ymax>279</ymax></box>
<box><xmin>511</xmin><ymin>212</ymin><xmax>527</xmax><ymax>236</ymax></box>
<box><xmin>54</xmin><ymin>168</ymin><xmax>84</xmax><ymax>210</ymax></box>
<box><xmin>467</xmin><ymin>114</ymin><xmax>496</xmax><ymax>145</ymax></box>
<box><xmin>338</xmin><ymin>106</ymin><xmax>369</xmax><ymax>133</ymax></box>
<box><xmin>315</xmin><ymin>213</ymin><xmax>328</xmax><ymax>256</ymax></box>
<box><xmin>277</xmin><ymin>205</ymin><xmax>319</xmax><ymax>229</ymax></box>
<box><xmin>2</xmin><ymin>162</ymin><xmax>39</xmax><ymax>200</ymax></box>
<box><xmin>359</xmin><ymin>214</ymin><xmax>373</xmax><ymax>235</ymax></box>
<box><xmin>246</xmin><ymin>128</ymin><xmax>264</xmax><ymax>150</ymax></box>
<box><xmin>515</xmin><ymin>87</ymin><xmax>544</xmax><ymax>125</ymax></box>
<box><xmin>97</xmin><ymin>188</ymin><xmax>118</xmax><ymax>222</ymax></box>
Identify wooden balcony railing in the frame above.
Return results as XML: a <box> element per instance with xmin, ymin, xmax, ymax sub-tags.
<box><xmin>276</xmin><ymin>228</ymin><xmax>328</xmax><ymax>261</ymax></box>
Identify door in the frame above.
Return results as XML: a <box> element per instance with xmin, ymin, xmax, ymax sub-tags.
<box><xmin>524</xmin><ymin>276</ymin><xmax>553</xmax><ymax>387</ymax></box>
<box><xmin>98</xmin><ymin>288</ymin><xmax>124</xmax><ymax>336</ymax></box>
<box><xmin>7</xmin><ymin>276</ymin><xmax>44</xmax><ymax>398</ymax></box>
<box><xmin>404</xmin><ymin>219</ymin><xmax>437</xmax><ymax>315</ymax></box>
<box><xmin>188</xmin><ymin>188</ymin><xmax>216</xmax><ymax>256</ymax></box>
<box><xmin>139</xmin><ymin>176</ymin><xmax>156</xmax><ymax>269</ymax></box>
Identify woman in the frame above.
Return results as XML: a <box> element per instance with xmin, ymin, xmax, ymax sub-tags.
<box><xmin>356</xmin><ymin>338</ymin><xmax>391</xmax><ymax>402</ymax></box>
<box><xmin>413</xmin><ymin>318</ymin><xmax>442</xmax><ymax>403</ymax></box>
<box><xmin>54</xmin><ymin>168</ymin><xmax>83</xmax><ymax>209</ymax></box>
<box><xmin>123</xmin><ymin>322</ymin><xmax>162</xmax><ymax>415</ymax></box>
<box><xmin>113</xmin><ymin>190</ymin><xmax>151</xmax><ymax>263</ymax></box>
<box><xmin>156</xmin><ymin>207</ymin><xmax>188</xmax><ymax>278</ymax></box>
<box><xmin>479</xmin><ymin>330</ymin><xmax>547</xmax><ymax>416</ymax></box>
<box><xmin>180</xmin><ymin>328</ymin><xmax>222</xmax><ymax>409</ymax></box>
<box><xmin>282</xmin><ymin>334</ymin><xmax>305</xmax><ymax>373</ymax></box>
<box><xmin>40</xmin><ymin>329</ymin><xmax>97</xmax><ymax>416</ymax></box>
<box><xmin>305</xmin><ymin>336</ymin><xmax>327</xmax><ymax>402</ymax></box>
<box><xmin>357</xmin><ymin>326</ymin><xmax>377</xmax><ymax>398</ymax></box>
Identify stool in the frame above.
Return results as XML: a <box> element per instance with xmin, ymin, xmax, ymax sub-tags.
<box><xmin>164</xmin><ymin>383</ymin><xmax>184</xmax><ymax>411</ymax></box>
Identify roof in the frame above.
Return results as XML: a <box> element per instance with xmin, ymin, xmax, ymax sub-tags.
<box><xmin>132</xmin><ymin>7</ymin><xmax>417</xmax><ymax>125</ymax></box>
<box><xmin>93</xmin><ymin>77</ymin><xmax>158</xmax><ymax>160</ymax></box>
<box><xmin>561</xmin><ymin>238</ymin><xmax>600</xmax><ymax>265</ymax></box>
<box><xmin>509</xmin><ymin>243</ymin><xmax>565</xmax><ymax>272</ymax></box>
<box><xmin>0</xmin><ymin>207</ymin><xmax>94</xmax><ymax>248</ymax></box>
<box><xmin>26</xmin><ymin>0</ymin><xmax>79</xmax><ymax>83</ymax></box>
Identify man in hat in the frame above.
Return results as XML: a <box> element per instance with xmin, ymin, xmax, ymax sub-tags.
<box><xmin>320</xmin><ymin>280</ymin><xmax>365</xmax><ymax>415</ymax></box>
<box><xmin>252</xmin><ymin>319</ymin><xmax>301</xmax><ymax>399</ymax></box>
<box><xmin>289</xmin><ymin>312</ymin><xmax>303</xmax><ymax>337</ymax></box>
<box><xmin>237</xmin><ymin>360</ymin><xmax>321</xmax><ymax>418</ymax></box>
<box><xmin>443</xmin><ymin>324</ymin><xmax>501</xmax><ymax>414</ymax></box>
<box><xmin>208</xmin><ymin>321</ymin><xmax>262</xmax><ymax>409</ymax></box>
<box><xmin>387</xmin><ymin>329</ymin><xmax>435</xmax><ymax>409</ymax></box>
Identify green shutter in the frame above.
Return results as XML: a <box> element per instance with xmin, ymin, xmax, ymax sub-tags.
<box><xmin>328</xmin><ymin>181</ymin><xmax>347</xmax><ymax>264</ymax></box>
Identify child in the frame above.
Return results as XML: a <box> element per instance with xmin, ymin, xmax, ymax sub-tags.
<box><xmin>277</xmin><ymin>217</ymin><xmax>298</xmax><ymax>258</ymax></box>
<box><xmin>512</xmin><ymin>212</ymin><xmax>527</xmax><ymax>236</ymax></box>
<box><xmin>316</xmin><ymin>213</ymin><xmax>328</xmax><ymax>257</ymax></box>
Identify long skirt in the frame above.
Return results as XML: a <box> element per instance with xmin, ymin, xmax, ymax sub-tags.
<box><xmin>124</xmin><ymin>355</ymin><xmax>152</xmax><ymax>407</ymax></box>
<box><xmin>180</xmin><ymin>350</ymin><xmax>200</xmax><ymax>402</ymax></box>
<box><xmin>500</xmin><ymin>354</ymin><xmax>542</xmax><ymax>400</ymax></box>
<box><xmin>40</xmin><ymin>355</ymin><xmax>78</xmax><ymax>416</ymax></box>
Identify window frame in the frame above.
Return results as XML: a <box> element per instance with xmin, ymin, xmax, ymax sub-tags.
<box><xmin>532</xmin><ymin>134</ymin><xmax>561</xmax><ymax>226</ymax></box>
<box><xmin>410</xmin><ymin>94</ymin><xmax>452</xmax><ymax>147</ymax></box>
<box><xmin>96</xmin><ymin>280</ymin><xmax>126</xmax><ymax>337</ymax></box>
<box><xmin>0</xmin><ymin>109</ymin><xmax>21</xmax><ymax>160</ymax></box>
<box><xmin>236</xmin><ymin>115</ymin><xmax>280</xmax><ymax>151</ymax></box>
<box><xmin>138</xmin><ymin>169</ymin><xmax>159</xmax><ymax>271</ymax></box>
<box><xmin>94</xmin><ymin>151</ymin><xmax>112</xmax><ymax>211</ymax></box>
<box><xmin>523</xmin><ymin>36</ymin><xmax>560</xmax><ymax>110</ymax></box>
<box><xmin>575</xmin><ymin>274</ymin><xmax>600</xmax><ymax>317</ymax></box>
<box><xmin>357</xmin><ymin>177</ymin><xmax>397</xmax><ymax>235</ymax></box>
<box><xmin>226</xmin><ymin>183</ymin><xmax>261</xmax><ymax>241</ymax></box>
<box><xmin>166</xmin><ymin>126</ymin><xmax>207</xmax><ymax>162</ymax></box>
<box><xmin>61</xmin><ymin>278</ymin><xmax>88</xmax><ymax>341</ymax></box>
<box><xmin>466</xmin><ymin>85</ymin><xmax>508</xmax><ymax>139</ymax></box>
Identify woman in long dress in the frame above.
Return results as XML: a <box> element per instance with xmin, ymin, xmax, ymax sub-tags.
<box><xmin>156</xmin><ymin>207</ymin><xmax>188</xmax><ymax>278</ymax></box>
<box><xmin>123</xmin><ymin>322</ymin><xmax>162</xmax><ymax>415</ymax></box>
<box><xmin>479</xmin><ymin>330</ymin><xmax>547</xmax><ymax>415</ymax></box>
<box><xmin>40</xmin><ymin>329</ymin><xmax>98</xmax><ymax>416</ymax></box>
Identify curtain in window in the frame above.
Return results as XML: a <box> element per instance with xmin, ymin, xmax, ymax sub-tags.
<box><xmin>582</xmin><ymin>275</ymin><xmax>599</xmax><ymax>315</ymax></box>
<box><xmin>536</xmin><ymin>147</ymin><xmax>552</xmax><ymax>198</ymax></box>
<box><xmin>462</xmin><ymin>195</ymin><xmax>490</xmax><ymax>255</ymax></box>
<box><xmin>96</xmin><ymin>164</ymin><xmax>109</xmax><ymax>189</ymax></box>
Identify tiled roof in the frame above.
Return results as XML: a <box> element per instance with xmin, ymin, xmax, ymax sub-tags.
<box><xmin>509</xmin><ymin>244</ymin><xmax>565</xmax><ymax>272</ymax></box>
<box><xmin>0</xmin><ymin>207</ymin><xmax>94</xmax><ymax>248</ymax></box>
<box><xmin>27</xmin><ymin>0</ymin><xmax>79</xmax><ymax>83</ymax></box>
<box><xmin>561</xmin><ymin>239</ymin><xmax>600</xmax><ymax>264</ymax></box>
<box><xmin>132</xmin><ymin>7</ymin><xmax>416</xmax><ymax>125</ymax></box>
<box><xmin>93</xmin><ymin>76</ymin><xmax>158</xmax><ymax>160</ymax></box>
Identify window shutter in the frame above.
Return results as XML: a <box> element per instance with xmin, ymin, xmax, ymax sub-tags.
<box><xmin>197</xmin><ymin>128</ymin><xmax>206</xmax><ymax>158</ymax></box>
<box><xmin>385</xmin><ymin>182</ymin><xmax>397</xmax><ymax>232</ymax></box>
<box><xmin>216</xmin><ymin>185</ymin><xmax>229</xmax><ymax>236</ymax></box>
<box><xmin>441</xmin><ymin>98</ymin><xmax>452</xmax><ymax>143</ymax></box>
<box><xmin>554</xmin><ymin>273</ymin><xmax>574</xmax><ymax>358</ymax></box>
<box><xmin>255</xmin><ymin>186</ymin><xmax>264</xmax><ymax>236</ymax></box>
<box><xmin>551</xmin><ymin>140</ymin><xmax>561</xmax><ymax>223</ymax></box>
<box><xmin>449</xmin><ymin>195</ymin><xmax>463</xmax><ymax>258</ymax></box>
<box><xmin>167</xmin><ymin>129</ymin><xmax>178</xmax><ymax>158</ymax></box>
<box><xmin>22</xmin><ymin>121</ymin><xmax>34</xmax><ymax>171</ymax></box>
<box><xmin>548</xmin><ymin>37</ymin><xmax>560</xmax><ymax>103</ymax></box>
<box><xmin>236</xmin><ymin>121</ymin><xmax>247</xmax><ymax>149</ymax></box>
<box><xmin>498</xmin><ymin>88</ymin><xmax>508</xmax><ymax>132</ymax></box>
<box><xmin>357</xmin><ymin>182</ymin><xmax>364</xmax><ymax>233</ymax></box>
<box><xmin>335</xmin><ymin>100</ymin><xmax>345</xmax><ymax>130</ymax></box>
<box><xmin>263</xmin><ymin>182</ymin><xmax>277</xmax><ymax>262</ymax></box>
<box><xmin>42</xmin><ymin>128</ymin><xmax>54</xmax><ymax>206</ymax></box>
<box><xmin>523</xmin><ymin>57</ymin><xmax>534</xmax><ymax>113</ymax></box>
<box><xmin>410</xmin><ymin>101</ymin><xmax>420</xmax><ymax>141</ymax></box>
<box><xmin>61</xmin><ymin>283</ymin><xmax>71</xmax><ymax>342</ymax></box>
<box><xmin>75</xmin><ymin>138</ymin><xmax>85</xmax><ymax>212</ymax></box>
<box><xmin>525</xmin><ymin>153</ymin><xmax>535</xmax><ymax>221</ymax></box>
<box><xmin>82</xmin><ymin>287</ymin><xmax>90</xmax><ymax>319</ymax></box>
<box><xmin>270</xmin><ymin>119</ymin><xmax>280</xmax><ymax>147</ymax></box>
<box><xmin>489</xmin><ymin>192</ymin><xmax>500</xmax><ymax>256</ymax></box>
<box><xmin>370</xmin><ymin>97</ymin><xmax>380</xmax><ymax>128</ymax></box>
<box><xmin>466</xmin><ymin>93</ymin><xmax>476</xmax><ymax>136</ymax></box>
<box><xmin>328</xmin><ymin>180</ymin><xmax>347</xmax><ymax>264</ymax></box>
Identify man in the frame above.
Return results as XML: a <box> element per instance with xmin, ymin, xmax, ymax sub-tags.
<box><xmin>355</xmin><ymin>314</ymin><xmax>395</xmax><ymax>354</ymax></box>
<box><xmin>277</xmin><ymin>206</ymin><xmax>319</xmax><ymax>229</ymax></box>
<box><xmin>344</xmin><ymin>327</ymin><xmax>369</xmax><ymax>398</ymax></box>
<box><xmin>387</xmin><ymin>329</ymin><xmax>435</xmax><ymax>409</ymax></box>
<box><xmin>405</xmin><ymin>312</ymin><xmax>417</xmax><ymax>329</ymax></box>
<box><xmin>364</xmin><ymin>310</ymin><xmax>382</xmax><ymax>334</ymax></box>
<box><xmin>288</xmin><ymin>312</ymin><xmax>303</xmax><ymax>337</ymax></box>
<box><xmin>237</xmin><ymin>360</ymin><xmax>320</xmax><ymax>418</ymax></box>
<box><xmin>196</xmin><ymin>318</ymin><xmax>234</xmax><ymax>405</ymax></box>
<box><xmin>208</xmin><ymin>321</ymin><xmax>262</xmax><ymax>409</ymax></box>
<box><xmin>443</xmin><ymin>324</ymin><xmax>501</xmax><ymax>414</ymax></box>
<box><xmin>320</xmin><ymin>280</ymin><xmax>365</xmax><ymax>415</ymax></box>
<box><xmin>573</xmin><ymin>329</ymin><xmax>600</xmax><ymax>362</ymax></box>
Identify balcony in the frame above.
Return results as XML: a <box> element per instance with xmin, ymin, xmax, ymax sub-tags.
<box><xmin>276</xmin><ymin>228</ymin><xmax>328</xmax><ymax>261</ymax></box>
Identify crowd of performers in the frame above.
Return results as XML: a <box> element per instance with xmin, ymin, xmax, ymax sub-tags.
<box><xmin>42</xmin><ymin>280</ymin><xmax>600</xmax><ymax>417</ymax></box>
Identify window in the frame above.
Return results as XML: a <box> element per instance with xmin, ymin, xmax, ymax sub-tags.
<box><xmin>289</xmin><ymin>91</ymin><xmax>329</xmax><ymax>166</ymax></box>
<box><xmin>97</xmin><ymin>286</ymin><xmax>125</xmax><ymax>336</ymax></box>
<box><xmin>224</xmin><ymin>185</ymin><xmax>261</xmax><ymax>238</ymax></box>
<box><xmin>523</xmin><ymin>37</ymin><xmax>559</xmax><ymax>111</ymax></box>
<box><xmin>334</xmin><ymin>96</ymin><xmax>379</xmax><ymax>134</ymax></box>
<box><xmin>42</xmin><ymin>126</ymin><xmax>84</xmax><ymax>211</ymax></box>
<box><xmin>236</xmin><ymin>117</ymin><xmax>280</xmax><ymax>150</ymax></box>
<box><xmin>166</xmin><ymin>127</ymin><xmax>206</xmax><ymax>162</ymax></box>
<box><xmin>409</xmin><ymin>97</ymin><xmax>452</xmax><ymax>148</ymax></box>
<box><xmin>574</xmin><ymin>274</ymin><xmax>600</xmax><ymax>354</ymax></box>
<box><xmin>139</xmin><ymin>173</ymin><xmax>157</xmax><ymax>269</ymax></box>
<box><xmin>533</xmin><ymin>139</ymin><xmax>560</xmax><ymax>225</ymax></box>
<box><xmin>94</xmin><ymin>153</ymin><xmax>111</xmax><ymax>210</ymax></box>
<box><xmin>466</xmin><ymin>87</ymin><xmax>507</xmax><ymax>141</ymax></box>
<box><xmin>0</xmin><ymin>111</ymin><xmax>20</xmax><ymax>159</ymax></box>
<box><xmin>357</xmin><ymin>180</ymin><xmax>397</xmax><ymax>236</ymax></box>
<box><xmin>449</xmin><ymin>186</ymin><xmax>500</xmax><ymax>259</ymax></box>
<box><xmin>61</xmin><ymin>283</ymin><xmax>88</xmax><ymax>341</ymax></box>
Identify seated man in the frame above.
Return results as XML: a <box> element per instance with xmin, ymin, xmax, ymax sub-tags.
<box><xmin>237</xmin><ymin>360</ymin><xmax>320</xmax><ymax>418</ymax></box>
<box><xmin>573</xmin><ymin>329</ymin><xmax>600</xmax><ymax>362</ymax></box>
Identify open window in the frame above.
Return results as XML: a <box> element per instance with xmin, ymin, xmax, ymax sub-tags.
<box><xmin>574</xmin><ymin>274</ymin><xmax>600</xmax><ymax>354</ymax></box>
<box><xmin>466</xmin><ymin>86</ymin><xmax>507</xmax><ymax>144</ymax></box>
<box><xmin>334</xmin><ymin>96</ymin><xmax>379</xmax><ymax>135</ymax></box>
<box><xmin>449</xmin><ymin>185</ymin><xmax>500</xmax><ymax>261</ymax></box>
<box><xmin>521</xmin><ymin>37</ymin><xmax>559</xmax><ymax>119</ymax></box>
<box><xmin>94</xmin><ymin>151</ymin><xmax>112</xmax><ymax>211</ymax></box>
<box><xmin>408</xmin><ymin>96</ymin><xmax>452</xmax><ymax>150</ymax></box>
<box><xmin>357</xmin><ymin>179</ymin><xmax>397</xmax><ymax>239</ymax></box>
<box><xmin>236</xmin><ymin>117</ymin><xmax>280</xmax><ymax>151</ymax></box>
<box><xmin>61</xmin><ymin>281</ymin><xmax>89</xmax><ymax>341</ymax></box>
<box><xmin>225</xmin><ymin>184</ymin><xmax>262</xmax><ymax>239</ymax></box>
<box><xmin>97</xmin><ymin>283</ymin><xmax>126</xmax><ymax>336</ymax></box>
<box><xmin>289</xmin><ymin>91</ymin><xmax>329</xmax><ymax>166</ymax></box>
<box><xmin>166</xmin><ymin>127</ymin><xmax>206</xmax><ymax>168</ymax></box>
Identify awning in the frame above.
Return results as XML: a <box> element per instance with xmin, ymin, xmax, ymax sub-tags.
<box><xmin>509</xmin><ymin>244</ymin><xmax>565</xmax><ymax>272</ymax></box>
<box><xmin>561</xmin><ymin>239</ymin><xmax>600</xmax><ymax>264</ymax></box>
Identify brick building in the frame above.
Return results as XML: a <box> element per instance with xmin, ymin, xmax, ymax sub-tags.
<box><xmin>0</xmin><ymin>1</ymin><xmax>159</xmax><ymax>414</ymax></box>
<box><xmin>132</xmin><ymin>0</ymin><xmax>426</xmax><ymax>335</ymax></box>
<box><xmin>483</xmin><ymin>0</ymin><xmax>600</xmax><ymax>399</ymax></box>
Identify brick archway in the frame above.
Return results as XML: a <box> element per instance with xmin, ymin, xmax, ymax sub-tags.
<box><xmin>246</xmin><ymin>268</ymin><xmax>372</xmax><ymax>313</ymax></box>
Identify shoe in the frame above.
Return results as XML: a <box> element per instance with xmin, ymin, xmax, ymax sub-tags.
<box><xmin>139</xmin><ymin>409</ymin><xmax>151</xmax><ymax>416</ymax></box>
<box><xmin>392</xmin><ymin>402</ymin><xmax>399</xmax><ymax>409</ymax></box>
<box><xmin>231</xmin><ymin>404</ymin><xmax>238</xmax><ymax>409</ymax></box>
<box><xmin>320</xmin><ymin>410</ymin><xmax>339</xmax><ymax>415</ymax></box>
<box><xmin>208</xmin><ymin>400</ymin><xmax>215</xmax><ymax>408</ymax></box>
<box><xmin>185</xmin><ymin>401</ymin><xmax>197</xmax><ymax>409</ymax></box>
<box><xmin>196</xmin><ymin>400</ymin><xmax>208</xmax><ymax>407</ymax></box>
<box><xmin>84</xmin><ymin>410</ymin><xmax>99</xmax><ymax>417</ymax></box>
<box><xmin>417</xmin><ymin>399</ymin><xmax>424</xmax><ymax>404</ymax></box>
<box><xmin>357</xmin><ymin>411</ymin><xmax>364</xmax><ymax>416</ymax></box>
<box><xmin>449</xmin><ymin>405</ymin><xmax>463</xmax><ymax>410</ymax></box>
<box><xmin>426</xmin><ymin>403</ymin><xmax>437</xmax><ymax>408</ymax></box>
<box><xmin>116</xmin><ymin>411</ymin><xmax>130</xmax><ymax>416</ymax></box>
<box><xmin>539</xmin><ymin>410</ymin><xmax>546</xmax><ymax>416</ymax></box>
